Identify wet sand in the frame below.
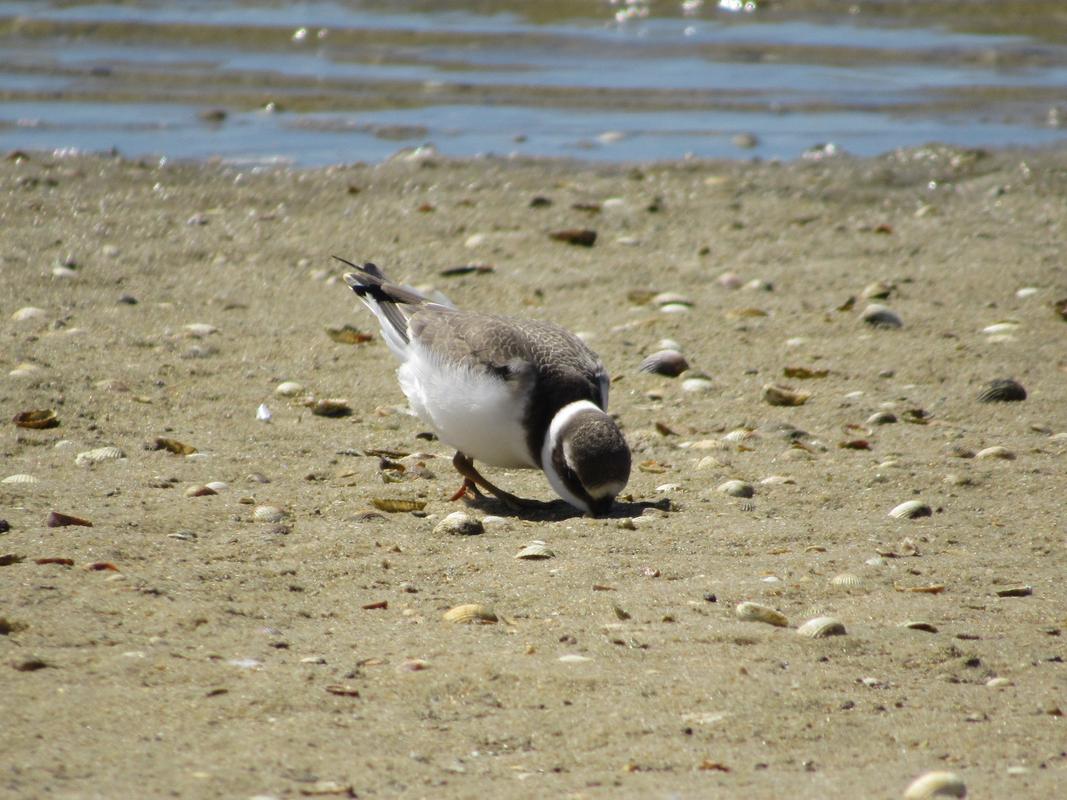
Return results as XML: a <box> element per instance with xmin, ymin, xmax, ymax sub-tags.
<box><xmin>2</xmin><ymin>145</ymin><xmax>1066</xmax><ymax>798</ymax></box>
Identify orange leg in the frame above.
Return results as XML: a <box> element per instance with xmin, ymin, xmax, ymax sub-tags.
<box><xmin>450</xmin><ymin>452</ymin><xmax>552</xmax><ymax>511</ymax></box>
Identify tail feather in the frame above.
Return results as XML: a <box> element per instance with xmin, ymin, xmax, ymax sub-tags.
<box><xmin>335</xmin><ymin>256</ymin><xmax>418</xmax><ymax>346</ymax></box>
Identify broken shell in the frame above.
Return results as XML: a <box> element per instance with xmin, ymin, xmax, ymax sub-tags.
<box><xmin>12</xmin><ymin>409</ymin><xmax>59</xmax><ymax>429</ymax></box>
<box><xmin>433</xmin><ymin>511</ymin><xmax>483</xmax><ymax>536</ymax></box>
<box><xmin>184</xmin><ymin>484</ymin><xmax>218</xmax><ymax>498</ymax></box>
<box><xmin>796</xmin><ymin>616</ymin><xmax>847</xmax><ymax>638</ymax></box>
<box><xmin>888</xmin><ymin>500</ymin><xmax>932</xmax><ymax>519</ymax></box>
<box><xmin>515</xmin><ymin>540</ymin><xmax>555</xmax><ymax>560</ymax></box>
<box><xmin>638</xmin><ymin>349</ymin><xmax>689</xmax><ymax>377</ymax></box>
<box><xmin>995</xmin><ymin>585</ymin><xmax>1032</xmax><ymax>597</ymax></box>
<box><xmin>735</xmin><ymin>602</ymin><xmax>788</xmax><ymax>627</ymax></box>
<box><xmin>253</xmin><ymin>505</ymin><xmax>288</xmax><ymax>522</ymax></box>
<box><xmin>2</xmin><ymin>474</ymin><xmax>40</xmax><ymax>484</ymax></box>
<box><xmin>975</xmin><ymin>445</ymin><xmax>1015</xmax><ymax>460</ymax></box>
<box><xmin>442</xmin><ymin>604</ymin><xmax>497</xmax><ymax>624</ymax></box>
<box><xmin>46</xmin><ymin>511</ymin><xmax>93</xmax><ymax>528</ymax></box>
<box><xmin>75</xmin><ymin>446</ymin><xmax>125</xmax><ymax>466</ymax></box>
<box><xmin>717</xmin><ymin>480</ymin><xmax>755</xmax><ymax>498</ymax></box>
<box><xmin>901</xmin><ymin>621</ymin><xmax>939</xmax><ymax>633</ymax></box>
<box><xmin>275</xmin><ymin>381</ymin><xmax>305</xmax><ymax>397</ymax></box>
<box><xmin>149</xmin><ymin>437</ymin><xmax>197</xmax><ymax>455</ymax></box>
<box><xmin>903</xmin><ymin>770</ymin><xmax>966</xmax><ymax>799</ymax></box>
<box><xmin>977</xmin><ymin>378</ymin><xmax>1026</xmax><ymax>403</ymax></box>
<box><xmin>325</xmin><ymin>325</ymin><xmax>373</xmax><ymax>344</ymax></box>
<box><xmin>372</xmin><ymin>497</ymin><xmax>426</xmax><ymax>513</ymax></box>
<box><xmin>309</xmin><ymin>398</ymin><xmax>352</xmax><ymax>417</ymax></box>
<box><xmin>549</xmin><ymin>228</ymin><xmax>597</xmax><ymax>247</ymax></box>
<box><xmin>830</xmin><ymin>573</ymin><xmax>863</xmax><ymax>589</ymax></box>
<box><xmin>866</xmin><ymin>411</ymin><xmax>898</xmax><ymax>425</ymax></box>
<box><xmin>762</xmin><ymin>383</ymin><xmax>809</xmax><ymax>407</ymax></box>
<box><xmin>860</xmin><ymin>304</ymin><xmax>903</xmax><ymax>328</ymax></box>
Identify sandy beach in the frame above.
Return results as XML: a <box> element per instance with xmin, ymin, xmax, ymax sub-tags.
<box><xmin>2</xmin><ymin>144</ymin><xmax>1066</xmax><ymax>798</ymax></box>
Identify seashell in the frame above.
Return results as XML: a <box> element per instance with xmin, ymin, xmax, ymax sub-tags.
<box><xmin>275</xmin><ymin>381</ymin><xmax>305</xmax><ymax>397</ymax></box>
<box><xmin>986</xmin><ymin>676</ymin><xmax>1013</xmax><ymax>688</ymax></box>
<box><xmin>558</xmin><ymin>654</ymin><xmax>592</xmax><ymax>663</ymax></box>
<box><xmin>149</xmin><ymin>437</ymin><xmax>197</xmax><ymax>455</ymax></box>
<box><xmin>831</xmin><ymin>573</ymin><xmax>863</xmax><ymax>589</ymax></box>
<box><xmin>651</xmin><ymin>291</ymin><xmax>692</xmax><ymax>308</ymax></box>
<box><xmin>205</xmin><ymin>481</ymin><xmax>228</xmax><ymax>492</ymax></box>
<box><xmin>995</xmin><ymin>585</ymin><xmax>1032</xmax><ymax>597</ymax></box>
<box><xmin>903</xmin><ymin>770</ymin><xmax>966</xmax><ymax>799</ymax></box>
<box><xmin>548</xmin><ymin>228</ymin><xmax>597</xmax><ymax>247</ymax></box>
<box><xmin>861</xmin><ymin>280</ymin><xmax>893</xmax><ymax>300</ymax></box>
<box><xmin>762</xmin><ymin>383</ymin><xmax>809</xmax><ymax>406</ymax></box>
<box><xmin>975</xmin><ymin>445</ymin><xmax>1014</xmax><ymax>460</ymax></box>
<box><xmin>183</xmin><ymin>323</ymin><xmax>218</xmax><ymax>338</ymax></box>
<box><xmin>860</xmin><ymin>303</ymin><xmax>903</xmax><ymax>329</ymax></box>
<box><xmin>977</xmin><ymin>378</ymin><xmax>1026</xmax><ymax>403</ymax></box>
<box><xmin>8</xmin><ymin>363</ymin><xmax>42</xmax><ymax>378</ymax></box>
<box><xmin>717</xmin><ymin>480</ymin><xmax>754</xmax><ymax>498</ymax></box>
<box><xmin>253</xmin><ymin>505</ymin><xmax>288</xmax><ymax>522</ymax></box>
<box><xmin>94</xmin><ymin>378</ymin><xmax>130</xmax><ymax>393</ymax></box>
<box><xmin>1015</xmin><ymin>286</ymin><xmax>1038</xmax><ymax>299</ymax></box>
<box><xmin>515</xmin><ymin>540</ymin><xmax>555</xmax><ymax>560</ymax></box>
<box><xmin>638</xmin><ymin>349</ymin><xmax>689</xmax><ymax>377</ymax></box>
<box><xmin>2</xmin><ymin>473</ymin><xmax>40</xmax><ymax>484</ymax></box>
<box><xmin>796</xmin><ymin>616</ymin><xmax>847</xmax><ymax>638</ymax></box>
<box><xmin>722</xmin><ymin>428</ymin><xmax>757</xmax><ymax>443</ymax></box>
<box><xmin>12</xmin><ymin>306</ymin><xmax>47</xmax><ymax>322</ymax></box>
<box><xmin>866</xmin><ymin>411</ymin><xmax>898</xmax><ymax>425</ymax></box>
<box><xmin>184</xmin><ymin>484</ymin><xmax>217</xmax><ymax>497</ymax></box>
<box><xmin>432</xmin><ymin>511</ymin><xmax>483</xmax><ymax>536</ymax></box>
<box><xmin>75</xmin><ymin>446</ymin><xmax>125</xmax><ymax>466</ymax></box>
<box><xmin>682</xmin><ymin>377</ymin><xmax>714</xmax><ymax>393</ymax></box>
<box><xmin>442</xmin><ymin>604</ymin><xmax>497</xmax><ymax>624</ymax></box>
<box><xmin>735</xmin><ymin>602</ymin><xmax>788</xmax><ymax>627</ymax></box>
<box><xmin>717</xmin><ymin>271</ymin><xmax>743</xmax><ymax>290</ymax></box>
<box><xmin>888</xmin><ymin>500</ymin><xmax>932</xmax><ymax>519</ymax></box>
<box><xmin>46</xmin><ymin>511</ymin><xmax>93</xmax><ymax>528</ymax></box>
<box><xmin>372</xmin><ymin>497</ymin><xmax>426</xmax><ymax>513</ymax></box>
<box><xmin>981</xmin><ymin>321</ymin><xmax>1018</xmax><ymax>335</ymax></box>
<box><xmin>782</xmin><ymin>366</ymin><xmax>829</xmax><ymax>380</ymax></box>
<box><xmin>12</xmin><ymin>409</ymin><xmax>59</xmax><ymax>429</ymax></box>
<box><xmin>760</xmin><ymin>475</ymin><xmax>796</xmax><ymax>485</ymax></box>
<box><xmin>659</xmin><ymin>302</ymin><xmax>691</xmax><ymax>314</ymax></box>
<box><xmin>325</xmin><ymin>325</ymin><xmax>373</xmax><ymax>344</ymax></box>
<box><xmin>1054</xmin><ymin>297</ymin><xmax>1067</xmax><ymax>321</ymax></box>
<box><xmin>308</xmin><ymin>398</ymin><xmax>352</xmax><ymax>417</ymax></box>
<box><xmin>901</xmin><ymin>621</ymin><xmax>939</xmax><ymax>633</ymax></box>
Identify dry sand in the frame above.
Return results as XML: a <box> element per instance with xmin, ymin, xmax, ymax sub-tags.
<box><xmin>2</xmin><ymin>145</ymin><xmax>1066</xmax><ymax>799</ymax></box>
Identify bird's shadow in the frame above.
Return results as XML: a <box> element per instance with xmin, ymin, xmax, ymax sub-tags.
<box><xmin>460</xmin><ymin>495</ymin><xmax>673</xmax><ymax>522</ymax></box>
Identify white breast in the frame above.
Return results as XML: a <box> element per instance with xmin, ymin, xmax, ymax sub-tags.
<box><xmin>396</xmin><ymin>343</ymin><xmax>535</xmax><ymax>468</ymax></box>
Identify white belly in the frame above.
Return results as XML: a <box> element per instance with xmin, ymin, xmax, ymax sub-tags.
<box><xmin>397</xmin><ymin>346</ymin><xmax>535</xmax><ymax>468</ymax></box>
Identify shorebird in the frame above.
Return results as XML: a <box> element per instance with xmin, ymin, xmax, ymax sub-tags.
<box><xmin>338</xmin><ymin>258</ymin><xmax>631</xmax><ymax>516</ymax></box>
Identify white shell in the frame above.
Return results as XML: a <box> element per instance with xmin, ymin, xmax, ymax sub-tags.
<box><xmin>866</xmin><ymin>411</ymin><xmax>898</xmax><ymax>425</ymax></box>
<box><xmin>75</xmin><ymin>446</ymin><xmax>126</xmax><ymax>466</ymax></box>
<box><xmin>681</xmin><ymin>377</ymin><xmax>714</xmax><ymax>393</ymax></box>
<box><xmin>975</xmin><ymin>445</ymin><xmax>1015</xmax><ymax>460</ymax></box>
<box><xmin>796</xmin><ymin>616</ymin><xmax>847</xmax><ymax>638</ymax></box>
<box><xmin>12</xmin><ymin>306</ymin><xmax>47</xmax><ymax>322</ymax></box>
<box><xmin>442</xmin><ymin>604</ymin><xmax>497</xmax><ymax>624</ymax></box>
<box><xmin>735</xmin><ymin>602</ymin><xmax>788</xmax><ymax>627</ymax></box>
<box><xmin>830</xmin><ymin>573</ymin><xmax>863</xmax><ymax>588</ymax></box>
<box><xmin>275</xmin><ymin>381</ymin><xmax>305</xmax><ymax>397</ymax></box>
<box><xmin>903</xmin><ymin>770</ymin><xmax>966</xmax><ymax>799</ymax></box>
<box><xmin>722</xmin><ymin>428</ymin><xmax>756</xmax><ymax>443</ymax></box>
<box><xmin>514</xmin><ymin>540</ymin><xmax>555</xmax><ymax>560</ymax></box>
<box><xmin>2</xmin><ymin>473</ymin><xmax>40</xmax><ymax>484</ymax></box>
<box><xmin>433</xmin><ymin>511</ymin><xmax>484</xmax><ymax>536</ymax></box>
<box><xmin>652</xmin><ymin>291</ymin><xmax>692</xmax><ymax>307</ymax></box>
<box><xmin>8</xmin><ymin>363</ymin><xmax>42</xmax><ymax>378</ymax></box>
<box><xmin>718</xmin><ymin>479</ymin><xmax>755</xmax><ymax>498</ymax></box>
<box><xmin>205</xmin><ymin>481</ymin><xmax>228</xmax><ymax>492</ymax></box>
<box><xmin>256</xmin><ymin>403</ymin><xmax>273</xmax><ymax>422</ymax></box>
<box><xmin>253</xmin><ymin>505</ymin><xmax>287</xmax><ymax>523</ymax></box>
<box><xmin>183</xmin><ymin>323</ymin><xmax>219</xmax><ymax>337</ymax></box>
<box><xmin>981</xmin><ymin>321</ymin><xmax>1018</xmax><ymax>335</ymax></box>
<box><xmin>888</xmin><ymin>500</ymin><xmax>932</xmax><ymax>519</ymax></box>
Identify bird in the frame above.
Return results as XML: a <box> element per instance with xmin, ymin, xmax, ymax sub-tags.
<box><xmin>337</xmin><ymin>257</ymin><xmax>631</xmax><ymax>516</ymax></box>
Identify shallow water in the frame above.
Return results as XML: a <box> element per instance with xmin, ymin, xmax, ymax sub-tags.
<box><xmin>2</xmin><ymin>0</ymin><xmax>1066</xmax><ymax>165</ymax></box>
